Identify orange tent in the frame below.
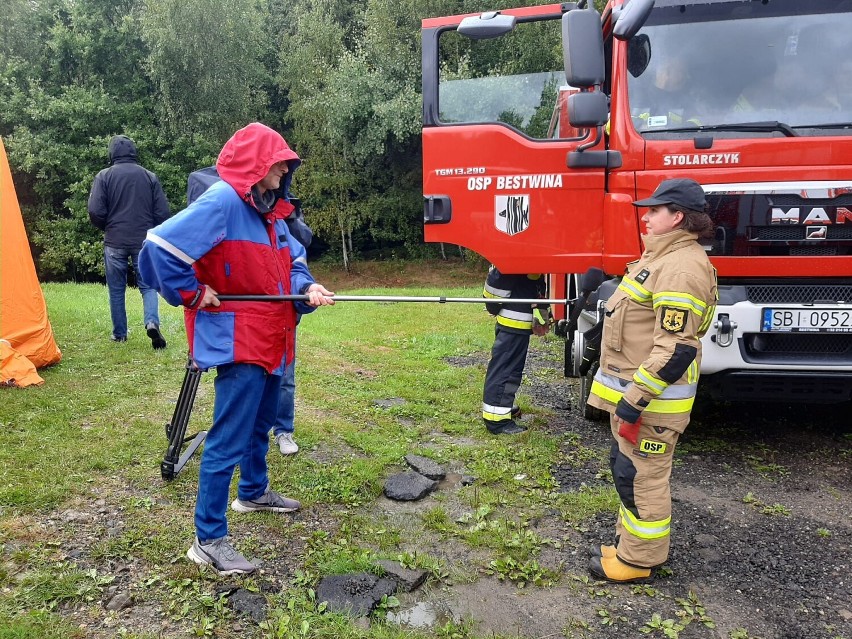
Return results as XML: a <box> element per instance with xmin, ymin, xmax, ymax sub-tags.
<box><xmin>0</xmin><ymin>136</ymin><xmax>62</xmax><ymax>386</ymax></box>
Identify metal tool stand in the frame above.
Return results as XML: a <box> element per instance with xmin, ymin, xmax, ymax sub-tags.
<box><xmin>161</xmin><ymin>357</ymin><xmax>207</xmax><ymax>481</ymax></box>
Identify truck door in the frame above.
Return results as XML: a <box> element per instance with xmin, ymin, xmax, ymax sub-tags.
<box><xmin>422</xmin><ymin>6</ymin><xmax>607</xmax><ymax>275</ymax></box>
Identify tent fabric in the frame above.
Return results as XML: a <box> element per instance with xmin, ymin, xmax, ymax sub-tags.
<box><xmin>0</xmin><ymin>340</ymin><xmax>44</xmax><ymax>387</ymax></box>
<box><xmin>0</xmin><ymin>136</ymin><xmax>62</xmax><ymax>377</ymax></box>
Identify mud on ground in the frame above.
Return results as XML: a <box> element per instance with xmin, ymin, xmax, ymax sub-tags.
<box><xmin>9</xmin><ymin>314</ymin><xmax>852</xmax><ymax>639</ymax></box>
<box><xmin>515</xmin><ymin>344</ymin><xmax>852</xmax><ymax>639</ymax></box>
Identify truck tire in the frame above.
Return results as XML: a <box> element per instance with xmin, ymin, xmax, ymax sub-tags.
<box><xmin>579</xmin><ymin>361</ymin><xmax>607</xmax><ymax>422</ymax></box>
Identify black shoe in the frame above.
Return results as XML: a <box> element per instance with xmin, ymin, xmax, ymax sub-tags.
<box><xmin>484</xmin><ymin>419</ymin><xmax>527</xmax><ymax>435</ymax></box>
<box><xmin>146</xmin><ymin>323</ymin><xmax>167</xmax><ymax>349</ymax></box>
<box><xmin>511</xmin><ymin>405</ymin><xmax>522</xmax><ymax>418</ymax></box>
<box><xmin>110</xmin><ymin>334</ymin><xmax>127</xmax><ymax>343</ymax></box>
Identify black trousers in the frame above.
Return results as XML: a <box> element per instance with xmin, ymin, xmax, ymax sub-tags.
<box><xmin>482</xmin><ymin>325</ymin><xmax>530</xmax><ymax>423</ymax></box>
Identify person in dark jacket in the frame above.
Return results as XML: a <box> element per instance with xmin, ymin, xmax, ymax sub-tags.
<box><xmin>88</xmin><ymin>135</ymin><xmax>171</xmax><ymax>348</ymax></box>
<box><xmin>482</xmin><ymin>267</ymin><xmax>551</xmax><ymax>435</ymax></box>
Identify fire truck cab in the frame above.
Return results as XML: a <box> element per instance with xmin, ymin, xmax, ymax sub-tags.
<box><xmin>422</xmin><ymin>0</ymin><xmax>852</xmax><ymax>415</ymax></box>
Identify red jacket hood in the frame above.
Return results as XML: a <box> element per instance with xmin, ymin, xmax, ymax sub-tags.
<box><xmin>215</xmin><ymin>123</ymin><xmax>300</xmax><ymax>204</ymax></box>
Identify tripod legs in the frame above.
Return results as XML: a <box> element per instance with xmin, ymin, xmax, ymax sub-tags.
<box><xmin>161</xmin><ymin>358</ymin><xmax>207</xmax><ymax>481</ymax></box>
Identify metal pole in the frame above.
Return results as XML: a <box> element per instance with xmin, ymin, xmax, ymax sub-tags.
<box><xmin>217</xmin><ymin>294</ymin><xmax>570</xmax><ymax>305</ymax></box>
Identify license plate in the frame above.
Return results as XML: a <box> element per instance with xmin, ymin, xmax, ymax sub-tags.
<box><xmin>761</xmin><ymin>308</ymin><xmax>852</xmax><ymax>333</ymax></box>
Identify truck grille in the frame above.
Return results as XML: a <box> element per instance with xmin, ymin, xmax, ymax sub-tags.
<box><xmin>743</xmin><ymin>333</ymin><xmax>852</xmax><ymax>363</ymax></box>
<box><xmin>751</xmin><ymin>226</ymin><xmax>852</xmax><ymax>241</ymax></box>
<box><xmin>745</xmin><ymin>285</ymin><xmax>852</xmax><ymax>304</ymax></box>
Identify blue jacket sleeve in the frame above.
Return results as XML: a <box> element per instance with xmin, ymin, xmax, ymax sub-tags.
<box><xmin>138</xmin><ymin>199</ymin><xmax>227</xmax><ymax>308</ymax></box>
<box><xmin>282</xmin><ymin>223</ymin><xmax>316</xmax><ymax>315</ymax></box>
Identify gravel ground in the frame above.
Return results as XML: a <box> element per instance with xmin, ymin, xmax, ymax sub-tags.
<box><xmin>525</xmin><ymin>344</ymin><xmax>852</xmax><ymax>639</ymax></box>
<box><xmin>10</xmin><ymin>333</ymin><xmax>851</xmax><ymax>639</ymax></box>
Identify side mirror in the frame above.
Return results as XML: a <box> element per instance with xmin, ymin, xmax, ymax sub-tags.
<box><xmin>613</xmin><ymin>0</ymin><xmax>656</xmax><ymax>41</ymax></box>
<box><xmin>627</xmin><ymin>34</ymin><xmax>652</xmax><ymax>78</ymax></box>
<box><xmin>562</xmin><ymin>9</ymin><xmax>604</xmax><ymax>87</ymax></box>
<box><xmin>458</xmin><ymin>11</ymin><xmax>517</xmax><ymax>40</ymax></box>
<box><xmin>567</xmin><ymin>91</ymin><xmax>608</xmax><ymax>128</ymax></box>
<box><xmin>580</xmin><ymin>267</ymin><xmax>606</xmax><ymax>293</ymax></box>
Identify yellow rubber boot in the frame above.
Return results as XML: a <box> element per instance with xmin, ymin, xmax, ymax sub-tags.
<box><xmin>589</xmin><ymin>555</ymin><xmax>653</xmax><ymax>583</ymax></box>
<box><xmin>588</xmin><ymin>544</ymin><xmax>617</xmax><ymax>559</ymax></box>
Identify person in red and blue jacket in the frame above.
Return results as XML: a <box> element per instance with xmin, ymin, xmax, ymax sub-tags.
<box><xmin>139</xmin><ymin>122</ymin><xmax>334</xmax><ymax>575</ymax></box>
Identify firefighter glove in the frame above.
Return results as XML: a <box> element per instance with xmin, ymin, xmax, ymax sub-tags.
<box><xmin>532</xmin><ymin>306</ymin><xmax>552</xmax><ymax>336</ymax></box>
<box><xmin>618</xmin><ymin>417</ymin><xmax>642</xmax><ymax>446</ymax></box>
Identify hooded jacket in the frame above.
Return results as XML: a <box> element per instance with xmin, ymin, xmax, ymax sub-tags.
<box><xmin>88</xmin><ymin>135</ymin><xmax>171</xmax><ymax>249</ymax></box>
<box><xmin>186</xmin><ymin>166</ymin><xmax>313</xmax><ymax>250</ymax></box>
<box><xmin>587</xmin><ymin>229</ymin><xmax>717</xmax><ymax>431</ymax></box>
<box><xmin>138</xmin><ymin>123</ymin><xmax>315</xmax><ymax>374</ymax></box>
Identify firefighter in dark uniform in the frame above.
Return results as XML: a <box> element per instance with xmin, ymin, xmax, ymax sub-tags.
<box><xmin>586</xmin><ymin>179</ymin><xmax>718</xmax><ymax>583</ymax></box>
<box><xmin>481</xmin><ymin>267</ymin><xmax>550</xmax><ymax>435</ymax></box>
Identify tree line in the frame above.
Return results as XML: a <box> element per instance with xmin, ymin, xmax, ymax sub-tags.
<box><xmin>1</xmin><ymin>0</ymin><xmax>604</xmax><ymax>280</ymax></box>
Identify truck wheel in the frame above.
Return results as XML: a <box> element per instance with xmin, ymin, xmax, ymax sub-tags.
<box><xmin>579</xmin><ymin>362</ymin><xmax>607</xmax><ymax>422</ymax></box>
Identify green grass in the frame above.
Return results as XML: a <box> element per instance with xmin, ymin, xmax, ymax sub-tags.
<box><xmin>0</xmin><ymin>278</ymin><xmax>616</xmax><ymax>638</ymax></box>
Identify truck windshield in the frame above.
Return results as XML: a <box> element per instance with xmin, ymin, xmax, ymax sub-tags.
<box><xmin>628</xmin><ymin>0</ymin><xmax>852</xmax><ymax>137</ymax></box>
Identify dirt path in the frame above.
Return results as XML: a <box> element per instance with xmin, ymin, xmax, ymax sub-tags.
<box><xmin>511</xmin><ymin>345</ymin><xmax>852</xmax><ymax>639</ymax></box>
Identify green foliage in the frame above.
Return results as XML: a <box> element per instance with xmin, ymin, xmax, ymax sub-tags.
<box><xmin>141</xmin><ymin>0</ymin><xmax>269</xmax><ymax>139</ymax></box>
<box><xmin>3</xmin><ymin>0</ymin><xmax>474</xmax><ymax>277</ymax></box>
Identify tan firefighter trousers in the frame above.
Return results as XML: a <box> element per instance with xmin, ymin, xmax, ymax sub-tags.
<box><xmin>609</xmin><ymin>414</ymin><xmax>682</xmax><ymax>568</ymax></box>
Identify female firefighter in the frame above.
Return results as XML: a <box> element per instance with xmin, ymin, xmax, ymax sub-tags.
<box><xmin>587</xmin><ymin>178</ymin><xmax>717</xmax><ymax>583</ymax></box>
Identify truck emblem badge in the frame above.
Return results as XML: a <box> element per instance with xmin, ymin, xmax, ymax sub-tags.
<box><xmin>496</xmin><ymin>195</ymin><xmax>530</xmax><ymax>236</ymax></box>
<box><xmin>806</xmin><ymin>226</ymin><xmax>827</xmax><ymax>240</ymax></box>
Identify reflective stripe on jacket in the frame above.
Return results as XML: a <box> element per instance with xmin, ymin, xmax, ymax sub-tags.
<box><xmin>588</xmin><ymin>229</ymin><xmax>717</xmax><ymax>431</ymax></box>
<box><xmin>483</xmin><ymin>267</ymin><xmax>547</xmax><ymax>334</ymax></box>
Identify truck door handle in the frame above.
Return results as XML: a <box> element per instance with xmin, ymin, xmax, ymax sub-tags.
<box><xmin>424</xmin><ymin>195</ymin><xmax>452</xmax><ymax>224</ymax></box>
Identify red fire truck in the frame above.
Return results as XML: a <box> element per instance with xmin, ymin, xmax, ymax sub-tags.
<box><xmin>421</xmin><ymin>0</ymin><xmax>852</xmax><ymax>416</ymax></box>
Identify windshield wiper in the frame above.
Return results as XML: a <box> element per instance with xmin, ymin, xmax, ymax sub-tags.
<box><xmin>659</xmin><ymin>121</ymin><xmax>799</xmax><ymax>137</ymax></box>
<box><xmin>792</xmin><ymin>122</ymin><xmax>852</xmax><ymax>130</ymax></box>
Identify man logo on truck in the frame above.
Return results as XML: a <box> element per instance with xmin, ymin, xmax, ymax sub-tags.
<box><xmin>496</xmin><ymin>194</ymin><xmax>530</xmax><ymax>236</ymax></box>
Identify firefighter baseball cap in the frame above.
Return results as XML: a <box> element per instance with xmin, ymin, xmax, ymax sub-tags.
<box><xmin>632</xmin><ymin>178</ymin><xmax>706</xmax><ymax>211</ymax></box>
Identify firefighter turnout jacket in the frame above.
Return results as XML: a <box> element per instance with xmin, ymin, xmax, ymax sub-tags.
<box><xmin>588</xmin><ymin>229</ymin><xmax>717</xmax><ymax>432</ymax></box>
<box><xmin>483</xmin><ymin>268</ymin><xmax>548</xmax><ymax>334</ymax></box>
<box><xmin>588</xmin><ymin>229</ymin><xmax>717</xmax><ymax>568</ymax></box>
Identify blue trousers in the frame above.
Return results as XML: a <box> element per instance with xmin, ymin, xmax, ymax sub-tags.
<box><xmin>273</xmin><ymin>344</ymin><xmax>296</xmax><ymax>437</ymax></box>
<box><xmin>195</xmin><ymin>363</ymin><xmax>281</xmax><ymax>542</ymax></box>
<box><xmin>104</xmin><ymin>246</ymin><xmax>159</xmax><ymax>339</ymax></box>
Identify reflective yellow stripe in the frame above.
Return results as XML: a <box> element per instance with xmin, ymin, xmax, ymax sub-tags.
<box><xmin>697</xmin><ymin>304</ymin><xmax>716</xmax><ymax>334</ymax></box>
<box><xmin>618</xmin><ymin>277</ymin><xmax>652</xmax><ymax>303</ymax></box>
<box><xmin>483</xmin><ymin>409</ymin><xmax>512</xmax><ymax>422</ymax></box>
<box><xmin>590</xmin><ymin>380</ymin><xmax>695</xmax><ymax>415</ymax></box>
<box><xmin>687</xmin><ymin>361</ymin><xmax>699</xmax><ymax>384</ymax></box>
<box><xmin>620</xmin><ymin>504</ymin><xmax>671</xmax><ymax>540</ymax></box>
<box><xmin>634</xmin><ymin>367</ymin><xmax>667</xmax><ymax>396</ymax></box>
<box><xmin>496</xmin><ymin>316</ymin><xmax>533</xmax><ymax>330</ymax></box>
<box><xmin>653</xmin><ymin>291</ymin><xmax>707</xmax><ymax>316</ymax></box>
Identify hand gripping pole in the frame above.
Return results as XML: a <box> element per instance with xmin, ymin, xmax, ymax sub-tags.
<box><xmin>161</xmin><ymin>357</ymin><xmax>207</xmax><ymax>481</ymax></box>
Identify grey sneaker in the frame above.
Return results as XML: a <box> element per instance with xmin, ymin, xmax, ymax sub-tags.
<box><xmin>186</xmin><ymin>537</ymin><xmax>256</xmax><ymax>575</ymax></box>
<box><xmin>275</xmin><ymin>432</ymin><xmax>299</xmax><ymax>455</ymax></box>
<box><xmin>231</xmin><ymin>488</ymin><xmax>301</xmax><ymax>513</ymax></box>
